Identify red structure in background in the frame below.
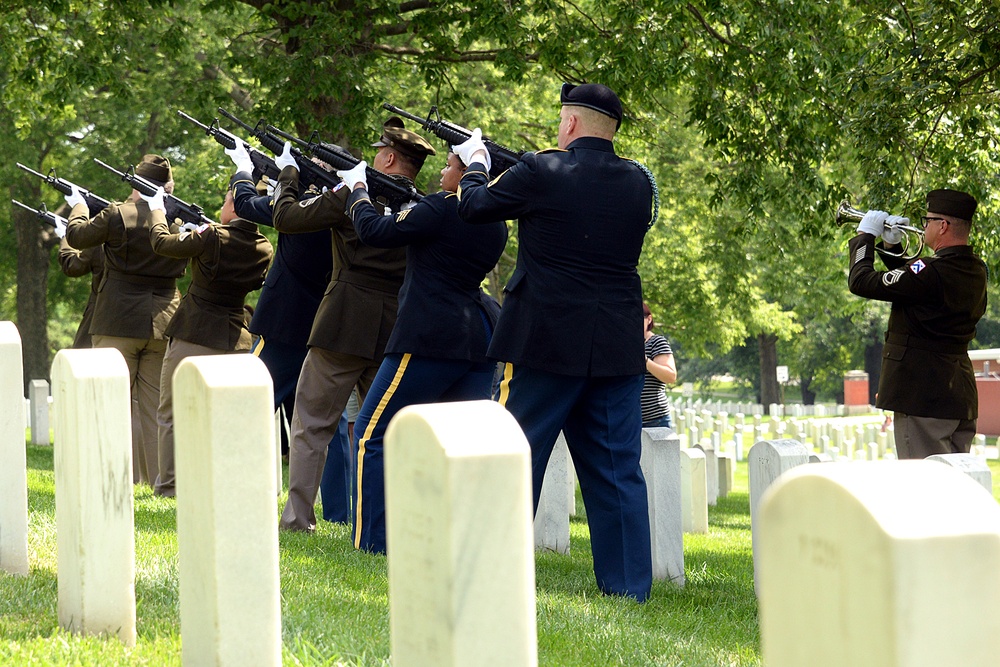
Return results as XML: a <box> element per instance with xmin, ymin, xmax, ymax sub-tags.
<box><xmin>970</xmin><ymin>350</ymin><xmax>1000</xmax><ymax>437</ymax></box>
<box><xmin>843</xmin><ymin>370</ymin><xmax>869</xmax><ymax>408</ymax></box>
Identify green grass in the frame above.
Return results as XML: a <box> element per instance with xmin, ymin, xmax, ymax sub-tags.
<box><xmin>0</xmin><ymin>445</ymin><xmax>763</xmax><ymax>666</ymax></box>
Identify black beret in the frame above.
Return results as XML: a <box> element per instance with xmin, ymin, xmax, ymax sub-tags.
<box><xmin>927</xmin><ymin>189</ymin><xmax>977</xmax><ymax>221</ymax></box>
<box><xmin>560</xmin><ymin>83</ymin><xmax>623</xmax><ymax>130</ymax></box>
<box><xmin>371</xmin><ymin>116</ymin><xmax>436</xmax><ymax>160</ymax></box>
<box><xmin>135</xmin><ymin>154</ymin><xmax>172</xmax><ymax>185</ymax></box>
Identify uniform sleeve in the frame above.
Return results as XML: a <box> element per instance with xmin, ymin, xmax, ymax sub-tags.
<box><xmin>65</xmin><ymin>201</ymin><xmax>114</xmax><ymax>249</ymax></box>
<box><xmin>149</xmin><ymin>210</ymin><xmax>213</xmax><ymax>258</ymax></box>
<box><xmin>848</xmin><ymin>233</ymin><xmax>942</xmax><ymax>305</ymax></box>
<box><xmin>456</xmin><ymin>155</ymin><xmax>536</xmax><ymax>224</ymax></box>
<box><xmin>57</xmin><ymin>238</ymin><xmax>93</xmax><ymax>277</ymax></box>
<box><xmin>231</xmin><ymin>172</ymin><xmax>274</xmax><ymax>226</ymax></box>
<box><xmin>272</xmin><ymin>165</ymin><xmax>351</xmax><ymax>234</ymax></box>
<box><xmin>347</xmin><ymin>189</ymin><xmax>447</xmax><ymax>248</ymax></box>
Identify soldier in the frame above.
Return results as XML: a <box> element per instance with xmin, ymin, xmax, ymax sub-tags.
<box><xmin>271</xmin><ymin>118</ymin><xmax>435</xmax><ymax>532</ymax></box>
<box><xmin>142</xmin><ymin>182</ymin><xmax>273</xmax><ymax>496</ymax></box>
<box><xmin>64</xmin><ymin>154</ymin><xmax>187</xmax><ymax>487</ymax></box>
<box><xmin>848</xmin><ymin>189</ymin><xmax>987</xmax><ymax>459</ymax></box>
<box><xmin>336</xmin><ymin>151</ymin><xmax>507</xmax><ymax>554</ymax></box>
<box><xmin>455</xmin><ymin>83</ymin><xmax>655</xmax><ymax>601</ymax></box>
<box><xmin>57</xmin><ymin>235</ymin><xmax>104</xmax><ymax>350</ymax></box>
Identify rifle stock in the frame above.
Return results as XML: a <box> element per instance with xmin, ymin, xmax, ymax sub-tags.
<box><xmin>382</xmin><ymin>103</ymin><xmax>523</xmax><ymax>177</ymax></box>
<box><xmin>265</xmin><ymin>124</ymin><xmax>422</xmax><ymax>207</ymax></box>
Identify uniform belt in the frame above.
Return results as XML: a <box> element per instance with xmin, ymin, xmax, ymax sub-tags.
<box><xmin>885</xmin><ymin>332</ymin><xmax>968</xmax><ymax>356</ymax></box>
<box><xmin>105</xmin><ymin>269</ymin><xmax>176</xmax><ymax>289</ymax></box>
<box><xmin>331</xmin><ymin>269</ymin><xmax>399</xmax><ymax>293</ymax></box>
<box><xmin>187</xmin><ymin>283</ymin><xmax>245</xmax><ymax>308</ymax></box>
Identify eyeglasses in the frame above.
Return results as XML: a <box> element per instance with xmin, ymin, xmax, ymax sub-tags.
<box><xmin>919</xmin><ymin>216</ymin><xmax>948</xmax><ymax>229</ymax></box>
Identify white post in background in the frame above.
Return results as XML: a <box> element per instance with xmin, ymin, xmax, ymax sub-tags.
<box><xmin>0</xmin><ymin>321</ymin><xmax>29</xmax><ymax>576</ymax></box>
<box><xmin>51</xmin><ymin>348</ymin><xmax>135</xmax><ymax>646</ymax></box>
<box><xmin>386</xmin><ymin>400</ymin><xmax>537</xmax><ymax>667</ymax></box>
<box><xmin>29</xmin><ymin>379</ymin><xmax>49</xmax><ymax>446</ymax></box>
<box><xmin>174</xmin><ymin>355</ymin><xmax>280</xmax><ymax>667</ymax></box>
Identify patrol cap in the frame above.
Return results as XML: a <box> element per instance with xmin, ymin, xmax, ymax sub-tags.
<box><xmin>927</xmin><ymin>189</ymin><xmax>977</xmax><ymax>221</ymax></box>
<box><xmin>135</xmin><ymin>154</ymin><xmax>172</xmax><ymax>185</ymax></box>
<box><xmin>560</xmin><ymin>82</ymin><xmax>623</xmax><ymax>129</ymax></box>
<box><xmin>371</xmin><ymin>117</ymin><xmax>436</xmax><ymax>161</ymax></box>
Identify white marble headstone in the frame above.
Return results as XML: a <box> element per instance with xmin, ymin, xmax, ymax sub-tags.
<box><xmin>758</xmin><ymin>461</ymin><xmax>1000</xmax><ymax>666</ymax></box>
<box><xmin>680</xmin><ymin>448</ymin><xmax>708</xmax><ymax>534</ymax></box>
<box><xmin>51</xmin><ymin>348</ymin><xmax>135</xmax><ymax>646</ymax></box>
<box><xmin>385</xmin><ymin>401</ymin><xmax>536</xmax><ymax>667</ymax></box>
<box><xmin>29</xmin><ymin>378</ymin><xmax>49</xmax><ymax>446</ymax></box>
<box><xmin>640</xmin><ymin>428</ymin><xmax>684</xmax><ymax>584</ymax></box>
<box><xmin>926</xmin><ymin>453</ymin><xmax>992</xmax><ymax>495</ymax></box>
<box><xmin>174</xmin><ymin>355</ymin><xmax>281</xmax><ymax>667</ymax></box>
<box><xmin>0</xmin><ymin>322</ymin><xmax>28</xmax><ymax>576</ymax></box>
<box><xmin>534</xmin><ymin>431</ymin><xmax>570</xmax><ymax>554</ymax></box>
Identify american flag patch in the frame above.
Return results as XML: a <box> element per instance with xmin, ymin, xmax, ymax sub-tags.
<box><xmin>909</xmin><ymin>259</ymin><xmax>926</xmax><ymax>274</ymax></box>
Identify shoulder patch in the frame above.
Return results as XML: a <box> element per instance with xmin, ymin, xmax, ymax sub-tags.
<box><xmin>909</xmin><ymin>259</ymin><xmax>926</xmax><ymax>274</ymax></box>
<box><xmin>882</xmin><ymin>269</ymin><xmax>906</xmax><ymax>286</ymax></box>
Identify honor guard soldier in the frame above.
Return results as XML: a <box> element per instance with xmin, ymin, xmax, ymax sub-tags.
<box><xmin>271</xmin><ymin>118</ymin><xmax>435</xmax><ymax>532</ymax></box>
<box><xmin>58</xmin><ymin>235</ymin><xmax>105</xmax><ymax>350</ymax></box>
<box><xmin>849</xmin><ymin>189</ymin><xmax>988</xmax><ymax>459</ymax></box>
<box><xmin>336</xmin><ymin>151</ymin><xmax>507</xmax><ymax>554</ymax></box>
<box><xmin>142</xmin><ymin>184</ymin><xmax>273</xmax><ymax>496</ymax></box>
<box><xmin>64</xmin><ymin>154</ymin><xmax>188</xmax><ymax>487</ymax></box>
<box><xmin>225</xmin><ymin>145</ymin><xmax>349</xmax><ymax>523</ymax></box>
<box><xmin>454</xmin><ymin>83</ymin><xmax>655</xmax><ymax>601</ymax></box>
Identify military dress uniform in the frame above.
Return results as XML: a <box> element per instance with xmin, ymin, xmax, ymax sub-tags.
<box><xmin>147</xmin><ymin>207</ymin><xmax>273</xmax><ymax>496</ymax></box>
<box><xmin>456</xmin><ymin>85</ymin><xmax>654</xmax><ymax>601</ymax></box>
<box><xmin>346</xmin><ymin>186</ymin><xmax>507</xmax><ymax>554</ymax></box>
<box><xmin>271</xmin><ymin>170</ymin><xmax>408</xmax><ymax>531</ymax></box>
<box><xmin>848</xmin><ymin>225</ymin><xmax>987</xmax><ymax>457</ymax></box>
<box><xmin>65</xmin><ymin>160</ymin><xmax>188</xmax><ymax>486</ymax></box>
<box><xmin>230</xmin><ymin>172</ymin><xmax>349</xmax><ymax>522</ymax></box>
<box><xmin>57</xmin><ymin>238</ymin><xmax>105</xmax><ymax>349</ymax></box>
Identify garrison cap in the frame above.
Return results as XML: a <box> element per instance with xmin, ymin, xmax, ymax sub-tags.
<box><xmin>560</xmin><ymin>82</ymin><xmax>623</xmax><ymax>130</ymax></box>
<box><xmin>927</xmin><ymin>189</ymin><xmax>977</xmax><ymax>221</ymax></box>
<box><xmin>135</xmin><ymin>154</ymin><xmax>172</xmax><ymax>185</ymax></box>
<box><xmin>371</xmin><ymin>117</ymin><xmax>436</xmax><ymax>161</ymax></box>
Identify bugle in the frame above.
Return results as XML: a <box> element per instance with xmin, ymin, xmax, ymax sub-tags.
<box><xmin>835</xmin><ymin>198</ymin><xmax>924</xmax><ymax>259</ymax></box>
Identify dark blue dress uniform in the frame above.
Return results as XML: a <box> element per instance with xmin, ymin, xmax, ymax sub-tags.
<box><xmin>457</xmin><ymin>136</ymin><xmax>654</xmax><ymax>601</ymax></box>
<box><xmin>347</xmin><ymin>187</ymin><xmax>507</xmax><ymax>554</ymax></box>
<box><xmin>230</xmin><ymin>173</ymin><xmax>349</xmax><ymax>522</ymax></box>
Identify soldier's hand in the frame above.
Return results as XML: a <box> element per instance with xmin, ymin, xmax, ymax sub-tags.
<box><xmin>53</xmin><ymin>217</ymin><xmax>67</xmax><ymax>239</ymax></box>
<box><xmin>64</xmin><ymin>184</ymin><xmax>86</xmax><ymax>209</ymax></box>
<box><xmin>882</xmin><ymin>215</ymin><xmax>908</xmax><ymax>245</ymax></box>
<box><xmin>452</xmin><ymin>129</ymin><xmax>492</xmax><ymax>171</ymax></box>
<box><xmin>336</xmin><ymin>161</ymin><xmax>369</xmax><ymax>191</ymax></box>
<box><xmin>140</xmin><ymin>186</ymin><xmax>167</xmax><ymax>213</ymax></box>
<box><xmin>274</xmin><ymin>141</ymin><xmax>298</xmax><ymax>172</ymax></box>
<box><xmin>225</xmin><ymin>141</ymin><xmax>254</xmax><ymax>174</ymax></box>
<box><xmin>857</xmin><ymin>209</ymin><xmax>888</xmax><ymax>238</ymax></box>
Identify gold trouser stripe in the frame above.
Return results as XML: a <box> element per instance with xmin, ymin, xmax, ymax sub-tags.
<box><xmin>354</xmin><ymin>353</ymin><xmax>412</xmax><ymax>549</ymax></box>
<box><xmin>497</xmin><ymin>362</ymin><xmax>513</xmax><ymax>407</ymax></box>
<box><xmin>251</xmin><ymin>336</ymin><xmax>265</xmax><ymax>357</ymax></box>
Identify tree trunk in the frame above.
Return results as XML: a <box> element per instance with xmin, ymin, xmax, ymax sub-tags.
<box><xmin>11</xmin><ymin>197</ymin><xmax>54</xmax><ymax>392</ymax></box>
<box><xmin>758</xmin><ymin>332</ymin><xmax>780</xmax><ymax>406</ymax></box>
<box><xmin>800</xmin><ymin>373</ymin><xmax>816</xmax><ymax>405</ymax></box>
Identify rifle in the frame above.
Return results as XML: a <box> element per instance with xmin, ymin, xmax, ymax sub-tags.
<box><xmin>265</xmin><ymin>124</ymin><xmax>422</xmax><ymax>208</ymax></box>
<box><xmin>93</xmin><ymin>158</ymin><xmax>216</xmax><ymax>226</ymax></box>
<box><xmin>16</xmin><ymin>163</ymin><xmax>111</xmax><ymax>216</ymax></box>
<box><xmin>12</xmin><ymin>199</ymin><xmax>67</xmax><ymax>230</ymax></box>
<box><xmin>177</xmin><ymin>110</ymin><xmax>282</xmax><ymax>183</ymax></box>
<box><xmin>382</xmin><ymin>103</ymin><xmax>523</xmax><ymax>177</ymax></box>
<box><xmin>216</xmin><ymin>108</ymin><xmax>341</xmax><ymax>193</ymax></box>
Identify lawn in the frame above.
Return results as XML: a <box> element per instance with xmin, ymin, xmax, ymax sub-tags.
<box><xmin>1</xmin><ymin>444</ymin><xmax>762</xmax><ymax>666</ymax></box>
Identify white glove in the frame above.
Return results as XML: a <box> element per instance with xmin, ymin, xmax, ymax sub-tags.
<box><xmin>225</xmin><ymin>141</ymin><xmax>254</xmax><ymax>174</ymax></box>
<box><xmin>181</xmin><ymin>222</ymin><xmax>200</xmax><ymax>232</ymax></box>
<box><xmin>64</xmin><ymin>185</ymin><xmax>86</xmax><ymax>209</ymax></box>
<box><xmin>452</xmin><ymin>128</ymin><xmax>491</xmax><ymax>171</ymax></box>
<box><xmin>336</xmin><ymin>161</ymin><xmax>368</xmax><ymax>191</ymax></box>
<box><xmin>274</xmin><ymin>141</ymin><xmax>298</xmax><ymax>172</ymax></box>
<box><xmin>882</xmin><ymin>215</ymin><xmax>908</xmax><ymax>245</ymax></box>
<box><xmin>856</xmin><ymin>209</ymin><xmax>888</xmax><ymax>237</ymax></box>
<box><xmin>140</xmin><ymin>186</ymin><xmax>166</xmax><ymax>213</ymax></box>
<box><xmin>53</xmin><ymin>217</ymin><xmax>67</xmax><ymax>239</ymax></box>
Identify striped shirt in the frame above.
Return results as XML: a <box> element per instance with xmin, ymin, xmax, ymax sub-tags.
<box><xmin>641</xmin><ymin>334</ymin><xmax>672</xmax><ymax>423</ymax></box>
